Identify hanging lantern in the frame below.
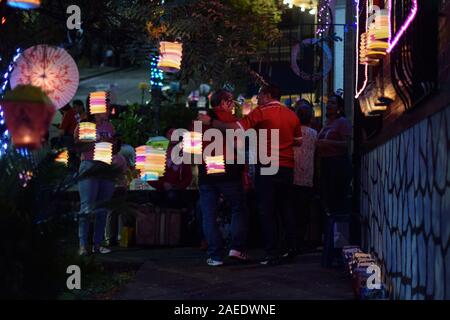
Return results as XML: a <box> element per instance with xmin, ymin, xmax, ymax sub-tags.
<box><xmin>365</xmin><ymin>12</ymin><xmax>389</xmax><ymax>61</ymax></box>
<box><xmin>359</xmin><ymin>33</ymin><xmax>379</xmax><ymax>65</ymax></box>
<box><xmin>146</xmin><ymin>148</ymin><xmax>166</xmax><ymax>179</ymax></box>
<box><xmin>157</xmin><ymin>41</ymin><xmax>183</xmax><ymax>73</ymax></box>
<box><xmin>135</xmin><ymin>145</ymin><xmax>151</xmax><ymax>172</ymax></box>
<box><xmin>78</xmin><ymin>122</ymin><xmax>96</xmax><ymax>141</ymax></box>
<box><xmin>55</xmin><ymin>149</ymin><xmax>69</xmax><ymax>166</ymax></box>
<box><xmin>89</xmin><ymin>91</ymin><xmax>108</xmax><ymax>115</ymax></box>
<box><xmin>205</xmin><ymin>155</ymin><xmax>226</xmax><ymax>175</ymax></box>
<box><xmin>1</xmin><ymin>85</ymin><xmax>55</xmax><ymax>149</ymax></box>
<box><xmin>7</xmin><ymin>0</ymin><xmax>41</xmax><ymax>10</ymax></box>
<box><xmin>146</xmin><ymin>136</ymin><xmax>169</xmax><ymax>151</ymax></box>
<box><xmin>135</xmin><ymin>146</ymin><xmax>166</xmax><ymax>181</ymax></box>
<box><xmin>94</xmin><ymin>142</ymin><xmax>113</xmax><ymax>165</ymax></box>
<box><xmin>182</xmin><ymin>131</ymin><xmax>202</xmax><ymax>155</ymax></box>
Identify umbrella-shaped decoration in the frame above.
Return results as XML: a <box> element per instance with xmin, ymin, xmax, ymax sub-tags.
<box><xmin>55</xmin><ymin>149</ymin><xmax>69</xmax><ymax>166</ymax></box>
<box><xmin>94</xmin><ymin>142</ymin><xmax>113</xmax><ymax>165</ymax></box>
<box><xmin>89</xmin><ymin>91</ymin><xmax>108</xmax><ymax>114</ymax></box>
<box><xmin>146</xmin><ymin>136</ymin><xmax>169</xmax><ymax>151</ymax></box>
<box><xmin>7</xmin><ymin>0</ymin><xmax>40</xmax><ymax>9</ymax></box>
<box><xmin>157</xmin><ymin>41</ymin><xmax>183</xmax><ymax>73</ymax></box>
<box><xmin>10</xmin><ymin>45</ymin><xmax>79</xmax><ymax>110</ymax></box>
<box><xmin>205</xmin><ymin>155</ymin><xmax>226</xmax><ymax>175</ymax></box>
<box><xmin>78</xmin><ymin>122</ymin><xmax>96</xmax><ymax>141</ymax></box>
<box><xmin>1</xmin><ymin>85</ymin><xmax>55</xmax><ymax>149</ymax></box>
<box><xmin>182</xmin><ymin>131</ymin><xmax>202</xmax><ymax>155</ymax></box>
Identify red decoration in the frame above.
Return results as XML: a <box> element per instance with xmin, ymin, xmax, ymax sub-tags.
<box><xmin>1</xmin><ymin>85</ymin><xmax>55</xmax><ymax>149</ymax></box>
<box><xmin>10</xmin><ymin>45</ymin><xmax>79</xmax><ymax>109</ymax></box>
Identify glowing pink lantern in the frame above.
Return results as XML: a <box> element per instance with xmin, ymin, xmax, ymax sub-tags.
<box><xmin>1</xmin><ymin>85</ymin><xmax>55</xmax><ymax>149</ymax></box>
<box><xmin>10</xmin><ymin>45</ymin><xmax>79</xmax><ymax>109</ymax></box>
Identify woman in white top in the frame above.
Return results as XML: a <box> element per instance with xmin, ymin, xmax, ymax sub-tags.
<box><xmin>293</xmin><ymin>99</ymin><xmax>318</xmax><ymax>252</ymax></box>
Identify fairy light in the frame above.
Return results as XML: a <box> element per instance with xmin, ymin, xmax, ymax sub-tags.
<box><xmin>150</xmin><ymin>53</ymin><xmax>164</xmax><ymax>89</ymax></box>
<box><xmin>0</xmin><ymin>48</ymin><xmax>22</xmax><ymax>157</ymax></box>
<box><xmin>355</xmin><ymin>0</ymin><xmax>369</xmax><ymax>99</ymax></box>
<box><xmin>316</xmin><ymin>0</ymin><xmax>332</xmax><ymax>36</ymax></box>
<box><xmin>386</xmin><ymin>0</ymin><xmax>418</xmax><ymax>53</ymax></box>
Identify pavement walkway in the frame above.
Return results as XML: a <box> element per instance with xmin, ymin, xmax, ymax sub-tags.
<box><xmin>97</xmin><ymin>247</ymin><xmax>354</xmax><ymax>300</ymax></box>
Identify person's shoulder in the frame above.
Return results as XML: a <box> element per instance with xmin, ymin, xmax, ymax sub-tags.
<box><xmin>302</xmin><ymin>126</ymin><xmax>318</xmax><ymax>136</ymax></box>
<box><xmin>336</xmin><ymin>117</ymin><xmax>351</xmax><ymax>126</ymax></box>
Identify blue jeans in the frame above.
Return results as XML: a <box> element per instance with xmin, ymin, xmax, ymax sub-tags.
<box><xmin>78</xmin><ymin>160</ymin><xmax>115</xmax><ymax>248</ymax></box>
<box><xmin>199</xmin><ymin>181</ymin><xmax>248</xmax><ymax>261</ymax></box>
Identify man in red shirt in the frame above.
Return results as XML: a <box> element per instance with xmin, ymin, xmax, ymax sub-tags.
<box><xmin>199</xmin><ymin>84</ymin><xmax>302</xmax><ymax>265</ymax></box>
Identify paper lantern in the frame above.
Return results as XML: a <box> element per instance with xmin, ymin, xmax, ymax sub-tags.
<box><xmin>135</xmin><ymin>146</ymin><xmax>152</xmax><ymax>172</ymax></box>
<box><xmin>1</xmin><ymin>85</ymin><xmax>55</xmax><ymax>149</ymax></box>
<box><xmin>359</xmin><ymin>33</ymin><xmax>379</xmax><ymax>65</ymax></box>
<box><xmin>146</xmin><ymin>136</ymin><xmax>169</xmax><ymax>151</ymax></box>
<box><xmin>55</xmin><ymin>149</ymin><xmax>69</xmax><ymax>166</ymax></box>
<box><xmin>7</xmin><ymin>0</ymin><xmax>40</xmax><ymax>9</ymax></box>
<box><xmin>89</xmin><ymin>91</ymin><xmax>108</xmax><ymax>114</ymax></box>
<box><xmin>94</xmin><ymin>142</ymin><xmax>112</xmax><ymax>165</ymax></box>
<box><xmin>135</xmin><ymin>145</ymin><xmax>166</xmax><ymax>181</ymax></box>
<box><xmin>146</xmin><ymin>148</ymin><xmax>166</xmax><ymax>178</ymax></box>
<box><xmin>157</xmin><ymin>41</ymin><xmax>183</xmax><ymax>73</ymax></box>
<box><xmin>182</xmin><ymin>131</ymin><xmax>202</xmax><ymax>155</ymax></box>
<box><xmin>10</xmin><ymin>45</ymin><xmax>79</xmax><ymax>109</ymax></box>
<box><xmin>205</xmin><ymin>155</ymin><xmax>226</xmax><ymax>175</ymax></box>
<box><xmin>78</xmin><ymin>122</ymin><xmax>96</xmax><ymax>141</ymax></box>
<box><xmin>366</xmin><ymin>12</ymin><xmax>389</xmax><ymax>61</ymax></box>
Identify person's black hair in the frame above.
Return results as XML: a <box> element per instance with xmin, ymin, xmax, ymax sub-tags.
<box><xmin>295</xmin><ymin>99</ymin><xmax>314</xmax><ymax>125</ymax></box>
<box><xmin>260</xmin><ymin>84</ymin><xmax>281</xmax><ymax>101</ymax></box>
<box><xmin>61</xmin><ymin>103</ymin><xmax>72</xmax><ymax>112</ymax></box>
<box><xmin>329</xmin><ymin>94</ymin><xmax>346</xmax><ymax>117</ymax></box>
<box><xmin>210</xmin><ymin>89</ymin><xmax>232</xmax><ymax>108</ymax></box>
<box><xmin>72</xmin><ymin>99</ymin><xmax>84</xmax><ymax>107</ymax></box>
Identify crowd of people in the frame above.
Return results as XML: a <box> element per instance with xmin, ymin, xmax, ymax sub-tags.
<box><xmin>54</xmin><ymin>83</ymin><xmax>352</xmax><ymax>268</ymax></box>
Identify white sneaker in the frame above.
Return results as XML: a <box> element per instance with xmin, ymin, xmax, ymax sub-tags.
<box><xmin>92</xmin><ymin>246</ymin><xmax>112</xmax><ymax>254</ymax></box>
<box><xmin>79</xmin><ymin>247</ymin><xmax>89</xmax><ymax>256</ymax></box>
<box><xmin>229</xmin><ymin>249</ymin><xmax>249</xmax><ymax>261</ymax></box>
<box><xmin>206</xmin><ymin>258</ymin><xmax>224</xmax><ymax>266</ymax></box>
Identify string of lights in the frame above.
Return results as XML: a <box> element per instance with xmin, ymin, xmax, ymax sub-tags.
<box><xmin>150</xmin><ymin>53</ymin><xmax>164</xmax><ymax>89</ymax></box>
<box><xmin>316</xmin><ymin>0</ymin><xmax>333</xmax><ymax>37</ymax></box>
<box><xmin>355</xmin><ymin>0</ymin><xmax>369</xmax><ymax>99</ymax></box>
<box><xmin>0</xmin><ymin>48</ymin><xmax>21</xmax><ymax>157</ymax></box>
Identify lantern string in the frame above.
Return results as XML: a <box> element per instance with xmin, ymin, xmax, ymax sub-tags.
<box><xmin>0</xmin><ymin>48</ymin><xmax>22</xmax><ymax>158</ymax></box>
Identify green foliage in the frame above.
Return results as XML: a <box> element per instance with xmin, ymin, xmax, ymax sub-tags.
<box><xmin>0</xmin><ymin>148</ymin><xmax>124</xmax><ymax>299</ymax></box>
<box><xmin>160</xmin><ymin>103</ymin><xmax>197</xmax><ymax>133</ymax></box>
<box><xmin>111</xmin><ymin>103</ymin><xmax>153</xmax><ymax>147</ymax></box>
<box><xmin>150</xmin><ymin>0</ymin><xmax>282</xmax><ymax>87</ymax></box>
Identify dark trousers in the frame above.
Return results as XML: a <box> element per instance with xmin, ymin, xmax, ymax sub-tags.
<box><xmin>255</xmin><ymin>166</ymin><xmax>296</xmax><ymax>257</ymax></box>
<box><xmin>320</xmin><ymin>156</ymin><xmax>352</xmax><ymax>215</ymax></box>
<box><xmin>293</xmin><ymin>185</ymin><xmax>313</xmax><ymax>249</ymax></box>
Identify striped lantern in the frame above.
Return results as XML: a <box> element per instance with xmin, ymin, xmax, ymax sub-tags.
<box><xmin>182</xmin><ymin>131</ymin><xmax>202</xmax><ymax>155</ymax></box>
<box><xmin>135</xmin><ymin>146</ymin><xmax>166</xmax><ymax>181</ymax></box>
<box><xmin>205</xmin><ymin>155</ymin><xmax>226</xmax><ymax>175</ymax></box>
<box><xmin>89</xmin><ymin>91</ymin><xmax>108</xmax><ymax>115</ymax></box>
<box><xmin>366</xmin><ymin>12</ymin><xmax>389</xmax><ymax>61</ymax></box>
<box><xmin>93</xmin><ymin>142</ymin><xmax>113</xmax><ymax>165</ymax></box>
<box><xmin>157</xmin><ymin>41</ymin><xmax>183</xmax><ymax>73</ymax></box>
<box><xmin>55</xmin><ymin>149</ymin><xmax>69</xmax><ymax>166</ymax></box>
<box><xmin>7</xmin><ymin>0</ymin><xmax>40</xmax><ymax>9</ymax></box>
<box><xmin>78</xmin><ymin>122</ymin><xmax>96</xmax><ymax>141</ymax></box>
<box><xmin>359</xmin><ymin>33</ymin><xmax>379</xmax><ymax>65</ymax></box>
